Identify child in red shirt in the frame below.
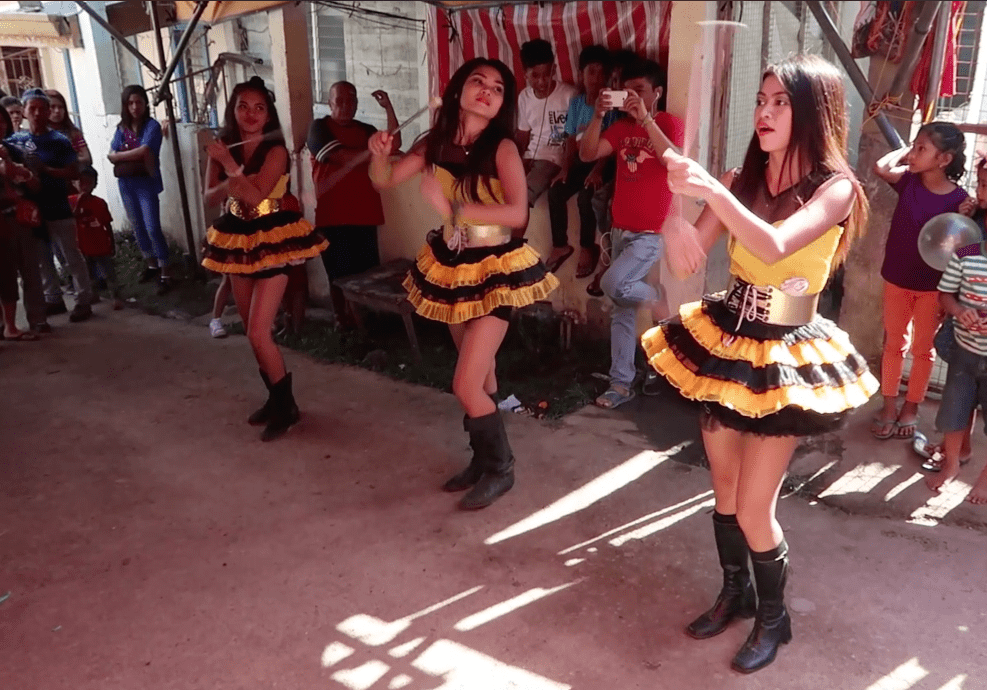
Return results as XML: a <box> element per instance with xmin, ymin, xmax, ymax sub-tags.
<box><xmin>70</xmin><ymin>167</ymin><xmax>122</xmax><ymax>309</ymax></box>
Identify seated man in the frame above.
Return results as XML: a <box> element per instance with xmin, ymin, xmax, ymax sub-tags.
<box><xmin>516</xmin><ymin>39</ymin><xmax>576</xmax><ymax>258</ymax></box>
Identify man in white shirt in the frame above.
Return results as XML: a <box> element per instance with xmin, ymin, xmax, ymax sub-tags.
<box><xmin>516</xmin><ymin>40</ymin><xmax>577</xmax><ymax>266</ymax></box>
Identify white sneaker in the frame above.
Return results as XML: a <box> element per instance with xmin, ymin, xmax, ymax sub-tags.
<box><xmin>209</xmin><ymin>318</ymin><xmax>227</xmax><ymax>338</ymax></box>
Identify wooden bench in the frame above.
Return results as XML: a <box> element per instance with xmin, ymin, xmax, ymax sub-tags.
<box><xmin>334</xmin><ymin>259</ymin><xmax>422</xmax><ymax>363</ymax></box>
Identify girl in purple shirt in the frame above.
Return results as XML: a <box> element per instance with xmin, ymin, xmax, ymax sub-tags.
<box><xmin>872</xmin><ymin>122</ymin><xmax>970</xmax><ymax>440</ymax></box>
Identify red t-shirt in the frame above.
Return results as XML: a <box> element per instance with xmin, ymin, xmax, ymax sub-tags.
<box><xmin>602</xmin><ymin>113</ymin><xmax>685</xmax><ymax>233</ymax></box>
<box><xmin>69</xmin><ymin>193</ymin><xmax>114</xmax><ymax>257</ymax></box>
<box><xmin>306</xmin><ymin>117</ymin><xmax>385</xmax><ymax>228</ymax></box>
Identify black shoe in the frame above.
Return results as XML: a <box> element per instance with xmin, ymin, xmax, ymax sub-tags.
<box><xmin>34</xmin><ymin>323</ymin><xmax>52</xmax><ymax>334</ymax></box>
<box><xmin>156</xmin><ymin>277</ymin><xmax>173</xmax><ymax>296</ymax></box>
<box><xmin>139</xmin><ymin>267</ymin><xmax>161</xmax><ymax>283</ymax></box>
<box><xmin>261</xmin><ymin>373</ymin><xmax>300</xmax><ymax>442</ymax></box>
<box><xmin>686</xmin><ymin>513</ymin><xmax>757</xmax><ymax>639</ymax></box>
<box><xmin>731</xmin><ymin>542</ymin><xmax>792</xmax><ymax>674</ymax></box>
<box><xmin>45</xmin><ymin>301</ymin><xmax>68</xmax><ymax>316</ymax></box>
<box><xmin>248</xmin><ymin>370</ymin><xmax>274</xmax><ymax>426</ymax></box>
<box><xmin>68</xmin><ymin>304</ymin><xmax>93</xmax><ymax>322</ymax></box>
<box><xmin>458</xmin><ymin>412</ymin><xmax>515</xmax><ymax>510</ymax></box>
<box><xmin>443</xmin><ymin>415</ymin><xmax>486</xmax><ymax>492</ymax></box>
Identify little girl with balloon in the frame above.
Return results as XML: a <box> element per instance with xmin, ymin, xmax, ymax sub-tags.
<box><xmin>871</xmin><ymin>122</ymin><xmax>971</xmax><ymax>441</ymax></box>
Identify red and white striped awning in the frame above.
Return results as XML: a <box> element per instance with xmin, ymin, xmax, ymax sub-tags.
<box><xmin>425</xmin><ymin>1</ymin><xmax>671</xmax><ymax>97</ymax></box>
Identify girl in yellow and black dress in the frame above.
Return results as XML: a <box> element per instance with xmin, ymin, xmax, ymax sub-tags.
<box><xmin>368</xmin><ymin>58</ymin><xmax>558</xmax><ymax>510</ymax></box>
<box><xmin>201</xmin><ymin>77</ymin><xmax>327</xmax><ymax>442</ymax></box>
<box><xmin>644</xmin><ymin>56</ymin><xmax>878</xmax><ymax>673</ymax></box>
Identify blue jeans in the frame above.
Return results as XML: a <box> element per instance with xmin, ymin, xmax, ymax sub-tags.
<box><xmin>118</xmin><ymin>177</ymin><xmax>168</xmax><ymax>264</ymax></box>
<box><xmin>600</xmin><ymin>228</ymin><xmax>663</xmax><ymax>388</ymax></box>
<box><xmin>936</xmin><ymin>345</ymin><xmax>987</xmax><ymax>434</ymax></box>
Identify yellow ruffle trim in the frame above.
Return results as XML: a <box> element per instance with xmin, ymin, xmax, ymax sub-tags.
<box><xmin>205</xmin><ymin>219</ymin><xmax>317</xmax><ymax>251</ymax></box>
<box><xmin>201</xmin><ymin>240</ymin><xmax>328</xmax><ymax>275</ymax></box>
<box><xmin>415</xmin><ymin>242</ymin><xmax>545</xmax><ymax>289</ymax></box>
<box><xmin>403</xmin><ymin>274</ymin><xmax>559</xmax><ymax>324</ymax></box>
<box><xmin>656</xmin><ymin>300</ymin><xmax>860</xmax><ymax>368</ymax></box>
<box><xmin>640</xmin><ymin>322</ymin><xmax>879</xmax><ymax>418</ymax></box>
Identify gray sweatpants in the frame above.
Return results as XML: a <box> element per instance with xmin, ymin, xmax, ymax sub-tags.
<box><xmin>600</xmin><ymin>228</ymin><xmax>663</xmax><ymax>388</ymax></box>
<box><xmin>38</xmin><ymin>217</ymin><xmax>93</xmax><ymax>307</ymax></box>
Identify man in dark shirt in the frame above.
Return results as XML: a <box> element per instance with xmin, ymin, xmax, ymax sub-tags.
<box><xmin>307</xmin><ymin>81</ymin><xmax>399</xmax><ymax>328</ymax></box>
<box><xmin>7</xmin><ymin>88</ymin><xmax>92</xmax><ymax>322</ymax></box>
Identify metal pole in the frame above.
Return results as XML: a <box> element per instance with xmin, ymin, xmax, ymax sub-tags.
<box><xmin>148</xmin><ymin>0</ymin><xmax>200</xmax><ymax>274</ymax></box>
<box><xmin>74</xmin><ymin>0</ymin><xmax>161</xmax><ymax>77</ymax></box>
<box><xmin>152</xmin><ymin>0</ymin><xmax>208</xmax><ymax>106</ymax></box>
<box><xmin>923</xmin><ymin>7</ymin><xmax>950</xmax><ymax>119</ymax></box>
<box><xmin>805</xmin><ymin>1</ymin><xmax>904</xmax><ymax>148</ymax></box>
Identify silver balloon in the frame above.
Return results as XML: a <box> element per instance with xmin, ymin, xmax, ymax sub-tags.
<box><xmin>917</xmin><ymin>212</ymin><xmax>983</xmax><ymax>271</ymax></box>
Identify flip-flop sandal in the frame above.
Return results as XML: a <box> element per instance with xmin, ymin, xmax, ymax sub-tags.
<box><xmin>586</xmin><ymin>272</ymin><xmax>604</xmax><ymax>297</ymax></box>
<box><xmin>912</xmin><ymin>431</ymin><xmax>936</xmax><ymax>459</ymax></box>
<box><xmin>921</xmin><ymin>453</ymin><xmax>972</xmax><ymax>473</ymax></box>
<box><xmin>595</xmin><ymin>386</ymin><xmax>635</xmax><ymax>409</ymax></box>
<box><xmin>2</xmin><ymin>331</ymin><xmax>39</xmax><ymax>341</ymax></box>
<box><xmin>545</xmin><ymin>245</ymin><xmax>575</xmax><ymax>273</ymax></box>
<box><xmin>894</xmin><ymin>416</ymin><xmax>918</xmax><ymax>439</ymax></box>
<box><xmin>576</xmin><ymin>245</ymin><xmax>601</xmax><ymax>279</ymax></box>
<box><xmin>871</xmin><ymin>416</ymin><xmax>898</xmax><ymax>440</ymax></box>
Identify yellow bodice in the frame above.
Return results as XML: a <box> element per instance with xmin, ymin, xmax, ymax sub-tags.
<box><xmin>728</xmin><ymin>222</ymin><xmax>843</xmax><ymax>295</ymax></box>
<box><xmin>433</xmin><ymin>165</ymin><xmax>505</xmax><ymax>206</ymax></box>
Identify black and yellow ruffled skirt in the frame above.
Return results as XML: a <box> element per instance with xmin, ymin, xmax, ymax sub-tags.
<box><xmin>641</xmin><ymin>295</ymin><xmax>878</xmax><ymax>436</ymax></box>
<box><xmin>201</xmin><ymin>210</ymin><xmax>328</xmax><ymax>276</ymax></box>
<box><xmin>403</xmin><ymin>229</ymin><xmax>559</xmax><ymax>324</ymax></box>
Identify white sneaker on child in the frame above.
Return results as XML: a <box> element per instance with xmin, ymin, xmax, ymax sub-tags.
<box><xmin>209</xmin><ymin>318</ymin><xmax>227</xmax><ymax>338</ymax></box>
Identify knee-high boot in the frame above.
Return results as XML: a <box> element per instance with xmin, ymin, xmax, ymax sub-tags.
<box><xmin>458</xmin><ymin>411</ymin><xmax>514</xmax><ymax>510</ymax></box>
<box><xmin>442</xmin><ymin>415</ymin><xmax>486</xmax><ymax>492</ymax></box>
<box><xmin>261</xmin><ymin>372</ymin><xmax>300</xmax><ymax>442</ymax></box>
<box><xmin>686</xmin><ymin>512</ymin><xmax>756</xmax><ymax>639</ymax></box>
<box><xmin>248</xmin><ymin>369</ymin><xmax>273</xmax><ymax>426</ymax></box>
<box><xmin>731</xmin><ymin>541</ymin><xmax>792</xmax><ymax>674</ymax></box>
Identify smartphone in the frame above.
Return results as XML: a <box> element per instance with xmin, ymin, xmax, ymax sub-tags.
<box><xmin>602</xmin><ymin>89</ymin><xmax>628</xmax><ymax>109</ymax></box>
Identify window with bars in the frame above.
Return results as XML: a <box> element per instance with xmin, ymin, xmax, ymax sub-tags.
<box><xmin>0</xmin><ymin>46</ymin><xmax>42</xmax><ymax>98</ymax></box>
<box><xmin>937</xmin><ymin>0</ymin><xmax>985</xmax><ymax>112</ymax></box>
<box><xmin>308</xmin><ymin>5</ymin><xmax>347</xmax><ymax>105</ymax></box>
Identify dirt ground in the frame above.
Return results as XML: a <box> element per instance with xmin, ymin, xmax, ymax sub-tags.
<box><xmin>2</xmin><ymin>308</ymin><xmax>985</xmax><ymax>690</ymax></box>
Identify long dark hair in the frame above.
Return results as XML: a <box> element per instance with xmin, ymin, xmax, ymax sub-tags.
<box><xmin>424</xmin><ymin>58</ymin><xmax>517</xmax><ymax>202</ymax></box>
<box><xmin>118</xmin><ymin>84</ymin><xmax>151</xmax><ymax>132</ymax></box>
<box><xmin>45</xmin><ymin>89</ymin><xmax>80</xmax><ymax>134</ymax></box>
<box><xmin>218</xmin><ymin>76</ymin><xmax>285</xmax><ymax>173</ymax></box>
<box><xmin>916</xmin><ymin>121</ymin><xmax>967</xmax><ymax>182</ymax></box>
<box><xmin>734</xmin><ymin>55</ymin><xmax>867</xmax><ymax>266</ymax></box>
<box><xmin>0</xmin><ymin>104</ymin><xmax>12</xmax><ymax>139</ymax></box>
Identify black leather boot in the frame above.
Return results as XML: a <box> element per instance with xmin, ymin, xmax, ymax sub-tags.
<box><xmin>686</xmin><ymin>513</ymin><xmax>756</xmax><ymax>639</ymax></box>
<box><xmin>443</xmin><ymin>415</ymin><xmax>485</xmax><ymax>492</ymax></box>
<box><xmin>458</xmin><ymin>412</ymin><xmax>514</xmax><ymax>510</ymax></box>
<box><xmin>731</xmin><ymin>541</ymin><xmax>792</xmax><ymax>674</ymax></box>
<box><xmin>261</xmin><ymin>373</ymin><xmax>301</xmax><ymax>442</ymax></box>
<box><xmin>248</xmin><ymin>370</ymin><xmax>273</xmax><ymax>426</ymax></box>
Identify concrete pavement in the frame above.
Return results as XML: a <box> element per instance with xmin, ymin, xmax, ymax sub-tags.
<box><xmin>1</xmin><ymin>308</ymin><xmax>985</xmax><ymax>689</ymax></box>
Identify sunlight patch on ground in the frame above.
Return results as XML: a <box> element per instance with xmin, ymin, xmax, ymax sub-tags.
<box><xmin>818</xmin><ymin>463</ymin><xmax>899</xmax><ymax>498</ymax></box>
<box><xmin>908</xmin><ymin>480</ymin><xmax>972</xmax><ymax>526</ymax></box>
<box><xmin>609</xmin><ymin>497</ymin><xmax>716</xmax><ymax>546</ymax></box>
<box><xmin>882</xmin><ymin>473</ymin><xmax>924</xmax><ymax>502</ymax></box>
<box><xmin>863</xmin><ymin>658</ymin><xmax>928</xmax><ymax>690</ymax></box>
<box><xmin>935</xmin><ymin>675</ymin><xmax>967</xmax><ymax>690</ymax></box>
<box><xmin>411</xmin><ymin>640</ymin><xmax>570</xmax><ymax>689</ymax></box>
<box><xmin>454</xmin><ymin>582</ymin><xmax>578</xmax><ymax>631</ymax></box>
<box><xmin>336</xmin><ymin>586</ymin><xmax>483</xmax><ymax>646</ymax></box>
<box><xmin>558</xmin><ymin>490</ymin><xmax>714</xmax><ymax>555</ymax></box>
<box><xmin>485</xmin><ymin>443</ymin><xmax>692</xmax><ymax>545</ymax></box>
<box><xmin>389</xmin><ymin>637</ymin><xmax>426</xmax><ymax>658</ymax></box>
<box><xmin>331</xmin><ymin>660</ymin><xmax>390</xmax><ymax>690</ymax></box>
<box><xmin>321</xmin><ymin>641</ymin><xmax>355</xmax><ymax>667</ymax></box>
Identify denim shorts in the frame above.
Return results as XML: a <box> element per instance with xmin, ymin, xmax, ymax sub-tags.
<box><xmin>935</xmin><ymin>345</ymin><xmax>987</xmax><ymax>434</ymax></box>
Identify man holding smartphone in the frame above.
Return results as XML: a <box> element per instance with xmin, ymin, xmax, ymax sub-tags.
<box><xmin>579</xmin><ymin>58</ymin><xmax>684</xmax><ymax>410</ymax></box>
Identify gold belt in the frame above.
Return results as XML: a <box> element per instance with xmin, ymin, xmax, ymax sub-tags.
<box><xmin>228</xmin><ymin>197</ymin><xmax>282</xmax><ymax>220</ymax></box>
<box><xmin>723</xmin><ymin>276</ymin><xmax>819</xmax><ymax>327</ymax></box>
<box><xmin>443</xmin><ymin>223</ymin><xmax>511</xmax><ymax>251</ymax></box>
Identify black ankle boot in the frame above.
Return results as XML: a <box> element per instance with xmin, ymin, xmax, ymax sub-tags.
<box><xmin>261</xmin><ymin>373</ymin><xmax>300</xmax><ymax>442</ymax></box>
<box><xmin>248</xmin><ymin>370</ymin><xmax>274</xmax><ymax>426</ymax></box>
<box><xmin>443</xmin><ymin>415</ymin><xmax>485</xmax><ymax>492</ymax></box>
<box><xmin>731</xmin><ymin>541</ymin><xmax>792</xmax><ymax>674</ymax></box>
<box><xmin>458</xmin><ymin>411</ymin><xmax>514</xmax><ymax>510</ymax></box>
<box><xmin>686</xmin><ymin>513</ymin><xmax>756</xmax><ymax>639</ymax></box>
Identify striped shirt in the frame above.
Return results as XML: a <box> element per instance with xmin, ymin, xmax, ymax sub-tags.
<box><xmin>938</xmin><ymin>242</ymin><xmax>987</xmax><ymax>356</ymax></box>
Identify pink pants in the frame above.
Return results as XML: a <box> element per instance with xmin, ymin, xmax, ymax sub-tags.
<box><xmin>881</xmin><ymin>281</ymin><xmax>943</xmax><ymax>402</ymax></box>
